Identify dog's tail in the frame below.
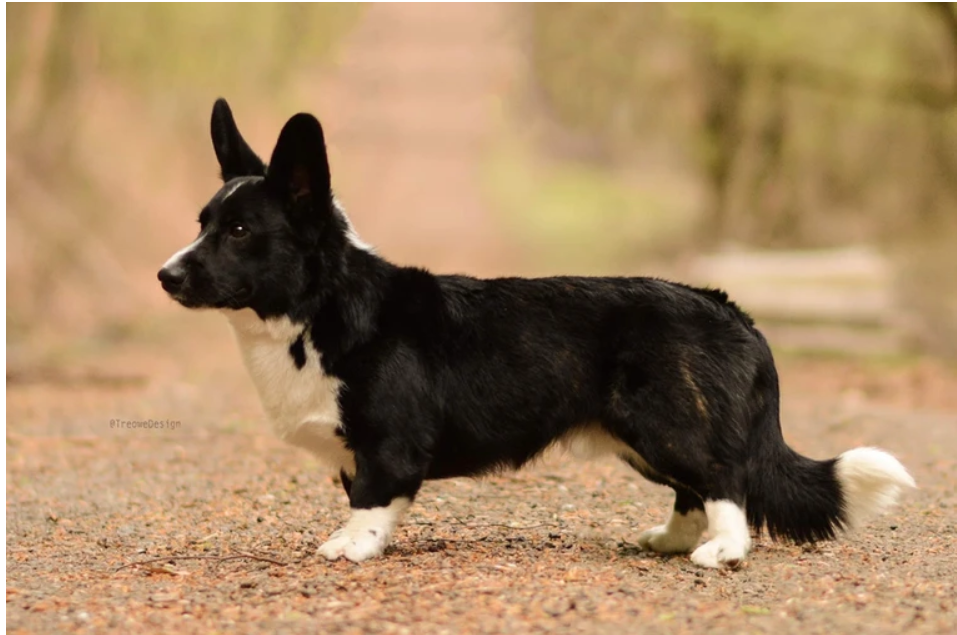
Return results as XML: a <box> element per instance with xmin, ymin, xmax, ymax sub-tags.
<box><xmin>744</xmin><ymin>359</ymin><xmax>915</xmax><ymax>543</ymax></box>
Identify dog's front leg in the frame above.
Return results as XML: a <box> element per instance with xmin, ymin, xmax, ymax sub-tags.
<box><xmin>318</xmin><ymin>452</ymin><xmax>422</xmax><ymax>563</ymax></box>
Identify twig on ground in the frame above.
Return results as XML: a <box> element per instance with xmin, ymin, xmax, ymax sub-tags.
<box><xmin>114</xmin><ymin>551</ymin><xmax>286</xmax><ymax>573</ymax></box>
<box><xmin>408</xmin><ymin>516</ymin><xmax>560</xmax><ymax>530</ymax></box>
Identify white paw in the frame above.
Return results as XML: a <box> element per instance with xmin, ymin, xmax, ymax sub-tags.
<box><xmin>637</xmin><ymin>509</ymin><xmax>707</xmax><ymax>554</ymax></box>
<box><xmin>638</xmin><ymin>524</ymin><xmax>699</xmax><ymax>553</ymax></box>
<box><xmin>690</xmin><ymin>537</ymin><xmax>748</xmax><ymax>569</ymax></box>
<box><xmin>318</xmin><ymin>526</ymin><xmax>388</xmax><ymax>563</ymax></box>
<box><xmin>317</xmin><ymin>498</ymin><xmax>411</xmax><ymax>563</ymax></box>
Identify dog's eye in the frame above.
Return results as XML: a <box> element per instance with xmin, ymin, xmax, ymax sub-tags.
<box><xmin>229</xmin><ymin>224</ymin><xmax>250</xmax><ymax>239</ymax></box>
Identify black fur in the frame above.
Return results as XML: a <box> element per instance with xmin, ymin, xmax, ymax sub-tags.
<box><xmin>160</xmin><ymin>99</ymin><xmax>856</xmax><ymax>549</ymax></box>
<box><xmin>211</xmin><ymin>99</ymin><xmax>266</xmax><ymax>181</ymax></box>
<box><xmin>289</xmin><ymin>333</ymin><xmax>307</xmax><ymax>370</ymax></box>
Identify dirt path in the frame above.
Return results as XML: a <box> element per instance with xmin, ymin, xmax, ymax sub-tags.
<box><xmin>307</xmin><ymin>2</ymin><xmax>522</xmax><ymax>277</ymax></box>
<box><xmin>6</xmin><ymin>306</ymin><xmax>957</xmax><ymax>634</ymax></box>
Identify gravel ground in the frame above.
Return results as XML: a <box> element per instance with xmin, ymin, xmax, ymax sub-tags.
<box><xmin>6</xmin><ymin>314</ymin><xmax>957</xmax><ymax>634</ymax></box>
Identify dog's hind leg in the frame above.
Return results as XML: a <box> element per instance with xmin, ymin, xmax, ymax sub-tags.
<box><xmin>689</xmin><ymin>495</ymin><xmax>751</xmax><ymax>569</ymax></box>
<box><xmin>637</xmin><ymin>488</ymin><xmax>707</xmax><ymax>554</ymax></box>
<box><xmin>607</xmin><ymin>396</ymin><xmax>752</xmax><ymax>567</ymax></box>
<box><xmin>633</xmin><ymin>459</ymin><xmax>750</xmax><ymax>568</ymax></box>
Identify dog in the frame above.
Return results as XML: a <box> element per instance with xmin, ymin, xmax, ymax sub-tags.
<box><xmin>158</xmin><ymin>99</ymin><xmax>915</xmax><ymax>568</ymax></box>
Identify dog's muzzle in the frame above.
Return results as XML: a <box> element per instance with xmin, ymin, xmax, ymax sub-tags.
<box><xmin>157</xmin><ymin>264</ymin><xmax>187</xmax><ymax>295</ymax></box>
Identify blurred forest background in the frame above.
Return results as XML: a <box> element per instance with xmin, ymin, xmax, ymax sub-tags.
<box><xmin>7</xmin><ymin>3</ymin><xmax>957</xmax><ymax>371</ymax></box>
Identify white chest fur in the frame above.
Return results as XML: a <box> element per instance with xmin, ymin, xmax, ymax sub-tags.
<box><xmin>225</xmin><ymin>310</ymin><xmax>355</xmax><ymax>476</ymax></box>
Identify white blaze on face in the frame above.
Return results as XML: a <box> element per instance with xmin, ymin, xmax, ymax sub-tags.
<box><xmin>162</xmin><ymin>233</ymin><xmax>206</xmax><ymax>270</ymax></box>
<box><xmin>163</xmin><ymin>176</ymin><xmax>262</xmax><ymax>271</ymax></box>
<box><xmin>220</xmin><ymin>175</ymin><xmax>263</xmax><ymax>202</ymax></box>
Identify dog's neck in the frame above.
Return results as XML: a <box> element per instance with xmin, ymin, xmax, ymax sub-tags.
<box><xmin>222</xmin><ymin>309</ymin><xmax>302</xmax><ymax>340</ymax></box>
<box><xmin>225</xmin><ymin>247</ymin><xmax>396</xmax><ymax>369</ymax></box>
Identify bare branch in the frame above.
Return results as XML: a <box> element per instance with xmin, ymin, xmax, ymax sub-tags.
<box><xmin>114</xmin><ymin>552</ymin><xmax>287</xmax><ymax>574</ymax></box>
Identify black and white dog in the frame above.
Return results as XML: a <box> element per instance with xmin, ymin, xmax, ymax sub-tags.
<box><xmin>158</xmin><ymin>99</ymin><xmax>914</xmax><ymax>568</ymax></box>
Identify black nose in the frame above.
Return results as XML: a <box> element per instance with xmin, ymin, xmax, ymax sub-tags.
<box><xmin>158</xmin><ymin>265</ymin><xmax>187</xmax><ymax>292</ymax></box>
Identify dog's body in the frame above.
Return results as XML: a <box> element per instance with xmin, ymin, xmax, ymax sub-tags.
<box><xmin>159</xmin><ymin>100</ymin><xmax>914</xmax><ymax>568</ymax></box>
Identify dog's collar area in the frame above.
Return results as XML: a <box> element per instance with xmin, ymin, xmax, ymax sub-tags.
<box><xmin>223</xmin><ymin>310</ymin><xmax>306</xmax><ymax>342</ymax></box>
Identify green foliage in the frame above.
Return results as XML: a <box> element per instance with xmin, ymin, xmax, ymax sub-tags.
<box><xmin>528</xmin><ymin>3</ymin><xmax>957</xmax><ymax>248</ymax></box>
<box><xmin>82</xmin><ymin>4</ymin><xmax>361</xmax><ymax>93</ymax></box>
<box><xmin>530</xmin><ymin>4</ymin><xmax>672</xmax><ymax>151</ymax></box>
<box><xmin>676</xmin><ymin>3</ymin><xmax>912</xmax><ymax>78</ymax></box>
<box><xmin>6</xmin><ymin>4</ymin><xmax>362</xmax><ymax>123</ymax></box>
<box><xmin>484</xmin><ymin>133</ymin><xmax>697</xmax><ymax>274</ymax></box>
<box><xmin>525</xmin><ymin>3</ymin><xmax>957</xmax><ymax>351</ymax></box>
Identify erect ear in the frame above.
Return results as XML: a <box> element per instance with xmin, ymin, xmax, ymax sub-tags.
<box><xmin>264</xmin><ymin>113</ymin><xmax>332</xmax><ymax>210</ymax></box>
<box><xmin>210</xmin><ymin>98</ymin><xmax>266</xmax><ymax>181</ymax></box>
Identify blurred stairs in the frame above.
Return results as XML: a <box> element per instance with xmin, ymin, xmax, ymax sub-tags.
<box><xmin>687</xmin><ymin>246</ymin><xmax>913</xmax><ymax>357</ymax></box>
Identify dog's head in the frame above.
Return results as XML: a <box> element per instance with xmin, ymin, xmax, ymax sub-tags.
<box><xmin>158</xmin><ymin>99</ymin><xmax>353</xmax><ymax>317</ymax></box>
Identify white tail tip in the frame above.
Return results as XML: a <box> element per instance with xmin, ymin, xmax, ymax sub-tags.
<box><xmin>836</xmin><ymin>447</ymin><xmax>916</xmax><ymax>530</ymax></box>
